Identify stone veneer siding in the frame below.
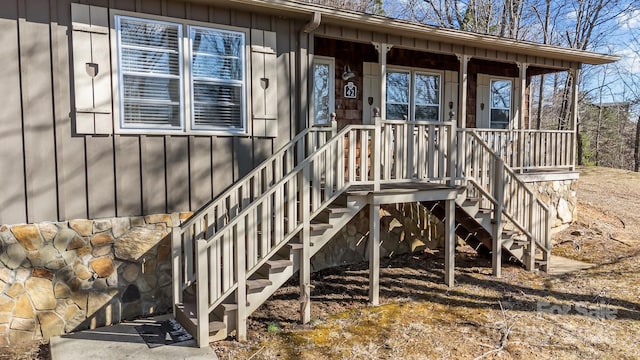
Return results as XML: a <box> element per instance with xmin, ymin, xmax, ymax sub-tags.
<box><xmin>0</xmin><ymin>206</ymin><xmax>439</xmax><ymax>344</ymax></box>
<box><xmin>520</xmin><ymin>173</ymin><xmax>579</xmax><ymax>227</ymax></box>
<box><xmin>0</xmin><ymin>213</ymin><xmax>191</xmax><ymax>345</ymax></box>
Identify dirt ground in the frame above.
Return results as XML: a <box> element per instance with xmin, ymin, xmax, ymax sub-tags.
<box><xmin>213</xmin><ymin>166</ymin><xmax>640</xmax><ymax>359</ymax></box>
<box><xmin>2</xmin><ymin>166</ymin><xmax>639</xmax><ymax>359</ymax></box>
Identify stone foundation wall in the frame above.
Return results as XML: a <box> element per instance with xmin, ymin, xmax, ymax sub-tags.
<box><xmin>0</xmin><ymin>206</ymin><xmax>440</xmax><ymax>344</ymax></box>
<box><xmin>0</xmin><ymin>213</ymin><xmax>191</xmax><ymax>345</ymax></box>
<box><xmin>524</xmin><ymin>177</ymin><xmax>578</xmax><ymax>227</ymax></box>
<box><xmin>311</xmin><ymin>203</ymin><xmax>444</xmax><ymax>271</ymax></box>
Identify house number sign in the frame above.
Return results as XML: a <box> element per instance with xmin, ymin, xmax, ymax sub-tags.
<box><xmin>344</xmin><ymin>81</ymin><xmax>357</xmax><ymax>98</ymax></box>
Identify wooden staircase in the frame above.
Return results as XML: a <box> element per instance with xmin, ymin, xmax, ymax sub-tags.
<box><xmin>173</xmin><ymin>193</ymin><xmax>366</xmax><ymax>343</ymax></box>
<box><xmin>170</xmin><ymin>118</ymin><xmax>551</xmax><ymax>347</ymax></box>
<box><xmin>423</xmin><ymin>186</ymin><xmax>547</xmax><ymax>271</ymax></box>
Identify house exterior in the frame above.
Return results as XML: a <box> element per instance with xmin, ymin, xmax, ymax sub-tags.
<box><xmin>0</xmin><ymin>0</ymin><xmax>617</xmax><ymax>346</ymax></box>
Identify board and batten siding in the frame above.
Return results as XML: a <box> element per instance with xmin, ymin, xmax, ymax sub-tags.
<box><xmin>0</xmin><ymin>0</ymin><xmax>300</xmax><ymax>225</ymax></box>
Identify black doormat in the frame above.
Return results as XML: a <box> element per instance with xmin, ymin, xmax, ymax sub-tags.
<box><xmin>135</xmin><ymin>318</ymin><xmax>194</xmax><ymax>348</ymax></box>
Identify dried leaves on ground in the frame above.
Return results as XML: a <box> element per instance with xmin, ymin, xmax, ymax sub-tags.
<box><xmin>215</xmin><ymin>166</ymin><xmax>640</xmax><ymax>359</ymax></box>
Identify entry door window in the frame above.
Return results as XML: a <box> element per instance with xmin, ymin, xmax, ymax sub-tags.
<box><xmin>312</xmin><ymin>57</ymin><xmax>335</xmax><ymax>125</ymax></box>
<box><xmin>489</xmin><ymin>79</ymin><xmax>512</xmax><ymax>129</ymax></box>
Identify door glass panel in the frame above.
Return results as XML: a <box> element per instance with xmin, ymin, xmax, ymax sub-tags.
<box><xmin>386</xmin><ymin>71</ymin><xmax>410</xmax><ymax>120</ymax></box>
<box><xmin>313</xmin><ymin>62</ymin><xmax>333</xmax><ymax>124</ymax></box>
<box><xmin>490</xmin><ymin>79</ymin><xmax>511</xmax><ymax>129</ymax></box>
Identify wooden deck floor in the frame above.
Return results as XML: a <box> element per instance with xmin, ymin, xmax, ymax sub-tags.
<box><xmin>346</xmin><ymin>182</ymin><xmax>461</xmax><ymax>204</ymax></box>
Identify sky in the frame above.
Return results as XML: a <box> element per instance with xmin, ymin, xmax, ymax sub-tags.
<box><xmin>380</xmin><ymin>0</ymin><xmax>640</xmax><ymax>105</ymax></box>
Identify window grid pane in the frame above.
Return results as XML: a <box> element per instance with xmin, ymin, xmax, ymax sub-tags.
<box><xmin>190</xmin><ymin>26</ymin><xmax>245</xmax><ymax>131</ymax></box>
<box><xmin>118</xmin><ymin>16</ymin><xmax>183</xmax><ymax>129</ymax></box>
<box><xmin>386</xmin><ymin>71</ymin><xmax>410</xmax><ymax>120</ymax></box>
<box><xmin>414</xmin><ymin>73</ymin><xmax>440</xmax><ymax>121</ymax></box>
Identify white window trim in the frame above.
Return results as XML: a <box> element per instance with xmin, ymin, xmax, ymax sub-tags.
<box><xmin>110</xmin><ymin>10</ymin><xmax>250</xmax><ymax>136</ymax></box>
<box><xmin>386</xmin><ymin>66</ymin><xmax>443</xmax><ymax>122</ymax></box>
<box><xmin>311</xmin><ymin>56</ymin><xmax>335</xmax><ymax>125</ymax></box>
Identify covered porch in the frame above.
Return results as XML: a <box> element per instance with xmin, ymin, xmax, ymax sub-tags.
<box><xmin>307</xmin><ymin>34</ymin><xmax>584</xmax><ymax>173</ymax></box>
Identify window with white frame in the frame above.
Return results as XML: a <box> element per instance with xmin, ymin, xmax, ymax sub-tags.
<box><xmin>312</xmin><ymin>57</ymin><xmax>335</xmax><ymax>125</ymax></box>
<box><xmin>489</xmin><ymin>79</ymin><xmax>511</xmax><ymax>129</ymax></box>
<box><xmin>115</xmin><ymin>15</ymin><xmax>246</xmax><ymax>133</ymax></box>
<box><xmin>386</xmin><ymin>69</ymin><xmax>441</xmax><ymax>121</ymax></box>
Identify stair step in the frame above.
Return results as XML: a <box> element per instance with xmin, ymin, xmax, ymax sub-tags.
<box><xmin>266</xmin><ymin>259</ymin><xmax>294</xmax><ymax>269</ymax></box>
<box><xmin>288</xmin><ymin>242</ymin><xmax>314</xmax><ymax>249</ymax></box>
<box><xmin>175</xmin><ymin>302</ymin><xmax>227</xmax><ymax>338</ymax></box>
<box><xmin>512</xmin><ymin>237</ymin><xmax>530</xmax><ymax>245</ymax></box>
<box><xmin>310</xmin><ymin>222</ymin><xmax>332</xmax><ymax>231</ymax></box>
<box><xmin>322</xmin><ymin>205</ymin><xmax>352</xmax><ymax>214</ymax></box>
<box><xmin>246</xmin><ymin>279</ymin><xmax>273</xmax><ymax>290</ymax></box>
<box><xmin>221</xmin><ymin>303</ymin><xmax>238</xmax><ymax>312</ymax></box>
<box><xmin>477</xmin><ymin>208</ymin><xmax>492</xmax><ymax>214</ymax></box>
<box><xmin>209</xmin><ymin>321</ymin><xmax>227</xmax><ymax>332</ymax></box>
<box><xmin>502</xmin><ymin>229</ymin><xmax>518</xmax><ymax>237</ymax></box>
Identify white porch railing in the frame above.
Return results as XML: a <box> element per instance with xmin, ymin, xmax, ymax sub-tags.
<box><xmin>459</xmin><ymin>130</ymin><xmax>551</xmax><ymax>275</ymax></box>
<box><xmin>474</xmin><ymin>129</ymin><xmax>574</xmax><ymax>172</ymax></box>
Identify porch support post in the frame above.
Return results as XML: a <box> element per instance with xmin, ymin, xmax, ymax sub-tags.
<box><xmin>492</xmin><ymin>158</ymin><xmax>505</xmax><ymax>278</ymax></box>
<box><xmin>299</xmin><ymin>164</ymin><xmax>312</xmax><ymax>323</ymax></box>
<box><xmin>368</xmin><ymin>200</ymin><xmax>381</xmax><ymax>305</ymax></box>
<box><xmin>297</xmin><ymin>32</ymin><xmax>313</xmax><ymax>132</ymax></box>
<box><xmin>456</xmin><ymin>54</ymin><xmax>470</xmax><ymax>175</ymax></box>
<box><xmin>373</xmin><ymin>42</ymin><xmax>392</xmax><ymax>119</ymax></box>
<box><xmin>456</xmin><ymin>54</ymin><xmax>470</xmax><ymax>129</ymax></box>
<box><xmin>444</xmin><ymin>198</ymin><xmax>455</xmax><ymax>287</ymax></box>
<box><xmin>570</xmin><ymin>67</ymin><xmax>581</xmax><ymax>171</ymax></box>
<box><xmin>517</xmin><ymin>62</ymin><xmax>528</xmax><ymax>173</ymax></box>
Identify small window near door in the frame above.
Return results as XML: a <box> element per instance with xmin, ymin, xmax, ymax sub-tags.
<box><xmin>490</xmin><ymin>79</ymin><xmax>512</xmax><ymax>129</ymax></box>
<box><xmin>312</xmin><ymin>57</ymin><xmax>335</xmax><ymax>125</ymax></box>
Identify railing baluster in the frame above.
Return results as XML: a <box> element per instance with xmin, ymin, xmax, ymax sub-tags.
<box><xmin>428</xmin><ymin>125</ymin><xmax>435</xmax><ymax>179</ymax></box>
<box><xmin>348</xmin><ymin>130</ymin><xmax>356</xmax><ymax>182</ymax></box>
<box><xmin>361</xmin><ymin>130</ymin><xmax>369</xmax><ymax>182</ymax></box>
<box><xmin>274</xmin><ymin>185</ymin><xmax>284</xmax><ymax>247</ymax></box>
<box><xmin>417</xmin><ymin>124</ymin><xmax>425</xmax><ymax>179</ymax></box>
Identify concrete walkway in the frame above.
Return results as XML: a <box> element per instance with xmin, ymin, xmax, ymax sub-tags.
<box><xmin>50</xmin><ymin>315</ymin><xmax>217</xmax><ymax>360</ymax></box>
<box><xmin>548</xmin><ymin>255</ymin><xmax>595</xmax><ymax>275</ymax></box>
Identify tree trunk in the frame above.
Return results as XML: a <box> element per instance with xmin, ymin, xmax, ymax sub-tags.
<box><xmin>577</xmin><ymin>118</ymin><xmax>583</xmax><ymax>166</ymax></box>
<box><xmin>536</xmin><ymin>74</ymin><xmax>545</xmax><ymax>129</ymax></box>
<box><xmin>634</xmin><ymin>115</ymin><xmax>640</xmax><ymax>172</ymax></box>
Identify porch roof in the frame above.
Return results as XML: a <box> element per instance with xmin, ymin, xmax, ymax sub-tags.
<box><xmin>193</xmin><ymin>0</ymin><xmax>619</xmax><ymax>66</ymax></box>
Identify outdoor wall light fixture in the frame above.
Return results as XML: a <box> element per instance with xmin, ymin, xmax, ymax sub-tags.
<box><xmin>342</xmin><ymin>64</ymin><xmax>356</xmax><ymax>81</ymax></box>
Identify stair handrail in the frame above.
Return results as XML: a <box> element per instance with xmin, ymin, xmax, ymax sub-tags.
<box><xmin>170</xmin><ymin>124</ymin><xmax>335</xmax><ymax>312</ymax></box>
<box><xmin>180</xmin><ymin>124</ymin><xmax>336</xmax><ymax>231</ymax></box>
<box><xmin>462</xmin><ymin>130</ymin><xmax>551</xmax><ymax>259</ymax></box>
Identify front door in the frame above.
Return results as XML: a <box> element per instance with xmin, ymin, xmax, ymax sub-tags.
<box><xmin>311</xmin><ymin>56</ymin><xmax>335</xmax><ymax>125</ymax></box>
<box><xmin>477</xmin><ymin>74</ymin><xmax>514</xmax><ymax>129</ymax></box>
